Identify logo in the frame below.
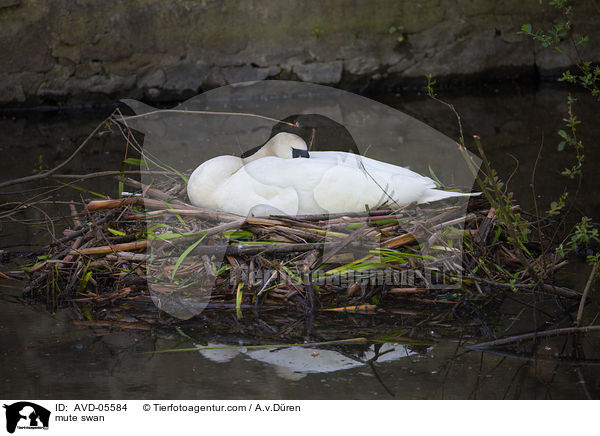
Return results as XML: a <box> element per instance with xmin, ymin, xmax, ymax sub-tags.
<box><xmin>3</xmin><ymin>402</ymin><xmax>50</xmax><ymax>434</ymax></box>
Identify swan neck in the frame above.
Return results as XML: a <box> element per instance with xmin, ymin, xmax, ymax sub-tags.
<box><xmin>242</xmin><ymin>142</ymin><xmax>271</xmax><ymax>164</ymax></box>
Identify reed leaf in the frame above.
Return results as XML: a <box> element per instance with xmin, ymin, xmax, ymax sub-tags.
<box><xmin>171</xmin><ymin>235</ymin><xmax>206</xmax><ymax>280</ymax></box>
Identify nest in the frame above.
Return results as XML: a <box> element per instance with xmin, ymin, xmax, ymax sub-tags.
<box><xmin>17</xmin><ymin>163</ymin><xmax>536</xmax><ymax>331</ymax></box>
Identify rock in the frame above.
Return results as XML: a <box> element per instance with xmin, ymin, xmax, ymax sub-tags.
<box><xmin>75</xmin><ymin>60</ymin><xmax>104</xmax><ymax>79</ymax></box>
<box><xmin>138</xmin><ymin>68</ymin><xmax>166</xmax><ymax>89</ymax></box>
<box><xmin>221</xmin><ymin>65</ymin><xmax>281</xmax><ymax>84</ymax></box>
<box><xmin>163</xmin><ymin>61</ymin><xmax>210</xmax><ymax>92</ymax></box>
<box><xmin>203</xmin><ymin>67</ymin><xmax>227</xmax><ymax>89</ymax></box>
<box><xmin>293</xmin><ymin>61</ymin><xmax>343</xmax><ymax>84</ymax></box>
<box><xmin>38</xmin><ymin>71</ymin><xmax>136</xmax><ymax>99</ymax></box>
<box><xmin>145</xmin><ymin>87</ymin><xmax>161</xmax><ymax>99</ymax></box>
<box><xmin>400</xmin><ymin>0</ymin><xmax>446</xmax><ymax>33</ymax></box>
<box><xmin>0</xmin><ymin>82</ymin><xmax>26</xmax><ymax>103</ymax></box>
<box><xmin>0</xmin><ymin>0</ymin><xmax>599</xmax><ymax>104</ymax></box>
<box><xmin>343</xmin><ymin>56</ymin><xmax>379</xmax><ymax>76</ymax></box>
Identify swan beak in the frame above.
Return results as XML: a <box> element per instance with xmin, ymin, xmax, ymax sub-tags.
<box><xmin>292</xmin><ymin>148</ymin><xmax>310</xmax><ymax>158</ymax></box>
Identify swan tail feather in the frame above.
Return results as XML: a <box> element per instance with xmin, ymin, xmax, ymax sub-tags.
<box><xmin>418</xmin><ymin>189</ymin><xmax>481</xmax><ymax>204</ymax></box>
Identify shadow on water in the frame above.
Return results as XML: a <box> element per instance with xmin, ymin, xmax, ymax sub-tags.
<box><xmin>1</xmin><ymin>84</ymin><xmax>599</xmax><ymax>399</ymax></box>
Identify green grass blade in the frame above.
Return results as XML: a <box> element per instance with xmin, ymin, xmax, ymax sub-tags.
<box><xmin>107</xmin><ymin>228</ymin><xmax>126</xmax><ymax>236</ymax></box>
<box><xmin>171</xmin><ymin>235</ymin><xmax>206</xmax><ymax>280</ymax></box>
<box><xmin>55</xmin><ymin>181</ymin><xmax>107</xmax><ymax>199</ymax></box>
<box><xmin>235</xmin><ymin>281</ymin><xmax>244</xmax><ymax>320</ymax></box>
<box><xmin>118</xmin><ymin>160</ymin><xmax>126</xmax><ymax>198</ymax></box>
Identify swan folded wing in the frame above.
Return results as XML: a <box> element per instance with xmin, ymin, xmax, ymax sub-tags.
<box><xmin>310</xmin><ymin>151</ymin><xmax>437</xmax><ymax>186</ymax></box>
<box><xmin>243</xmin><ymin>157</ymin><xmax>338</xmax><ymax>214</ymax></box>
<box><xmin>218</xmin><ymin>166</ymin><xmax>300</xmax><ymax>216</ymax></box>
<box><xmin>313</xmin><ymin>165</ymin><xmax>385</xmax><ymax>213</ymax></box>
<box><xmin>310</xmin><ymin>152</ymin><xmax>478</xmax><ymax>207</ymax></box>
<box><xmin>243</xmin><ymin>157</ymin><xmax>440</xmax><ymax>214</ymax></box>
<box><xmin>313</xmin><ymin>166</ymin><xmax>434</xmax><ymax>213</ymax></box>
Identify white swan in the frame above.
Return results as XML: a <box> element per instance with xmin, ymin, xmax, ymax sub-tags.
<box><xmin>187</xmin><ymin>132</ymin><xmax>476</xmax><ymax>216</ymax></box>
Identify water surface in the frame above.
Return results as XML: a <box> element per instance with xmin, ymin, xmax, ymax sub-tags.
<box><xmin>1</xmin><ymin>84</ymin><xmax>599</xmax><ymax>399</ymax></box>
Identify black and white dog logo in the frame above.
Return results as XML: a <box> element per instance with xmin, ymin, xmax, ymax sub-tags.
<box><xmin>3</xmin><ymin>402</ymin><xmax>50</xmax><ymax>433</ymax></box>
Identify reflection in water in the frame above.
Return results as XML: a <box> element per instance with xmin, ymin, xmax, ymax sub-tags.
<box><xmin>196</xmin><ymin>343</ymin><xmax>420</xmax><ymax>381</ymax></box>
<box><xmin>0</xmin><ymin>283</ymin><xmax>598</xmax><ymax>399</ymax></box>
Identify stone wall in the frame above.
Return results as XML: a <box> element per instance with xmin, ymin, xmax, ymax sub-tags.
<box><xmin>1</xmin><ymin>0</ymin><xmax>599</xmax><ymax>105</ymax></box>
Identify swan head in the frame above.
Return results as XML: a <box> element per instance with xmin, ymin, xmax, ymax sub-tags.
<box><xmin>244</xmin><ymin>132</ymin><xmax>309</xmax><ymax>162</ymax></box>
<box><xmin>240</xmin><ymin>115</ymin><xmax>360</xmax><ymax>158</ymax></box>
<box><xmin>271</xmin><ymin>114</ymin><xmax>360</xmax><ymax>155</ymax></box>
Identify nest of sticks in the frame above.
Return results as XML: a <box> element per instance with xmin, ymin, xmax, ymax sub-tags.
<box><xmin>17</xmin><ymin>163</ymin><xmax>570</xmax><ymax>334</ymax></box>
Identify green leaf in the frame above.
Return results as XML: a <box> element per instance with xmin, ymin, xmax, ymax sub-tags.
<box><xmin>428</xmin><ymin>164</ymin><xmax>443</xmax><ymax>186</ymax></box>
<box><xmin>235</xmin><ymin>282</ymin><xmax>244</xmax><ymax>320</ymax></box>
<box><xmin>55</xmin><ymin>181</ymin><xmax>107</xmax><ymax>199</ymax></box>
<box><xmin>148</xmin><ymin>223</ymin><xmax>173</xmax><ymax>232</ymax></box>
<box><xmin>79</xmin><ymin>271</ymin><xmax>93</xmax><ymax>291</ymax></box>
<box><xmin>107</xmin><ymin>228</ymin><xmax>126</xmax><ymax>236</ymax></box>
<box><xmin>223</xmin><ymin>230</ymin><xmax>254</xmax><ymax>239</ymax></box>
<box><xmin>118</xmin><ymin>160</ymin><xmax>125</xmax><ymax>198</ymax></box>
<box><xmin>77</xmin><ymin>260</ymin><xmax>93</xmax><ymax>292</ymax></box>
<box><xmin>557</xmin><ymin>141</ymin><xmax>566</xmax><ymax>151</ymax></box>
<box><xmin>491</xmin><ymin>227</ymin><xmax>503</xmax><ymax>244</ymax></box>
<box><xmin>81</xmin><ymin>305</ymin><xmax>93</xmax><ymax>321</ymax></box>
<box><xmin>122</xmin><ymin>157</ymin><xmax>145</xmax><ymax>166</ymax></box>
<box><xmin>171</xmin><ymin>235</ymin><xmax>206</xmax><ymax>280</ymax></box>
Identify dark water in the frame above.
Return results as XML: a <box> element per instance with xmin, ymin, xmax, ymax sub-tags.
<box><xmin>1</xmin><ymin>84</ymin><xmax>599</xmax><ymax>399</ymax></box>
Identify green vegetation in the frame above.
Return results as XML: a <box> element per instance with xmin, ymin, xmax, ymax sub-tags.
<box><xmin>521</xmin><ymin>0</ymin><xmax>599</xmax><ymax>274</ymax></box>
<box><xmin>311</xmin><ymin>25</ymin><xmax>325</xmax><ymax>39</ymax></box>
<box><xmin>423</xmin><ymin>0</ymin><xmax>599</xmax><ymax>308</ymax></box>
<box><xmin>520</xmin><ymin>0</ymin><xmax>599</xmax><ymax>98</ymax></box>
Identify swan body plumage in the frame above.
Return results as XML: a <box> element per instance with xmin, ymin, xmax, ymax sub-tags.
<box><xmin>187</xmin><ymin>132</ymin><xmax>475</xmax><ymax>216</ymax></box>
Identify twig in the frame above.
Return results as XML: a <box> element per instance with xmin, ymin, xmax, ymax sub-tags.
<box><xmin>75</xmin><ymin>218</ymin><xmax>246</xmax><ymax>255</ymax></box>
<box><xmin>105</xmin><ymin>252</ymin><xmax>150</xmax><ymax>262</ymax></box>
<box><xmin>470</xmin><ymin>348</ymin><xmax>600</xmax><ymax>367</ymax></box>
<box><xmin>118</xmin><ymin>109</ymin><xmax>299</xmax><ymax>128</ymax></box>
<box><xmin>576</xmin><ymin>263</ymin><xmax>598</xmax><ymax>326</ymax></box>
<box><xmin>72</xmin><ymin>320</ymin><xmax>152</xmax><ymax>330</ymax></box>
<box><xmin>87</xmin><ymin>197</ymin><xmax>240</xmax><ymax>222</ymax></box>
<box><xmin>0</xmin><ymin>111</ymin><xmax>114</xmax><ymax>189</ymax></box>
<box><xmin>196</xmin><ymin>242</ymin><xmax>332</xmax><ymax>257</ymax></box>
<box><xmin>140</xmin><ymin>208</ymin><xmax>240</xmax><ymax>221</ymax></box>
<box><xmin>462</xmin><ymin>274</ymin><xmax>579</xmax><ymax>298</ymax></box>
<box><xmin>382</xmin><ymin>233</ymin><xmax>416</xmax><ymax>248</ymax></box>
<box><xmin>51</xmin><ymin>170</ymin><xmax>173</xmax><ymax>180</ymax></box>
<box><xmin>86</xmin><ymin>197</ymin><xmax>170</xmax><ymax>211</ymax></box>
<box><xmin>51</xmin><ymin>209</ymin><xmax>119</xmax><ymax>247</ymax></box>
<box><xmin>71</xmin><ymin>240</ymin><xmax>149</xmax><ymax>256</ymax></box>
<box><xmin>118</xmin><ymin>177</ymin><xmax>186</xmax><ymax>203</ymax></box>
<box><xmin>530</xmin><ymin>134</ymin><xmax>546</xmax><ymax>271</ymax></box>
<box><xmin>468</xmin><ymin>325</ymin><xmax>600</xmax><ymax>350</ymax></box>
<box><xmin>313</xmin><ymin>224</ymin><xmax>369</xmax><ymax>268</ymax></box>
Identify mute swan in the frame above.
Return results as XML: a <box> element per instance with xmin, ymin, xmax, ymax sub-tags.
<box><xmin>187</xmin><ymin>131</ymin><xmax>477</xmax><ymax>216</ymax></box>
